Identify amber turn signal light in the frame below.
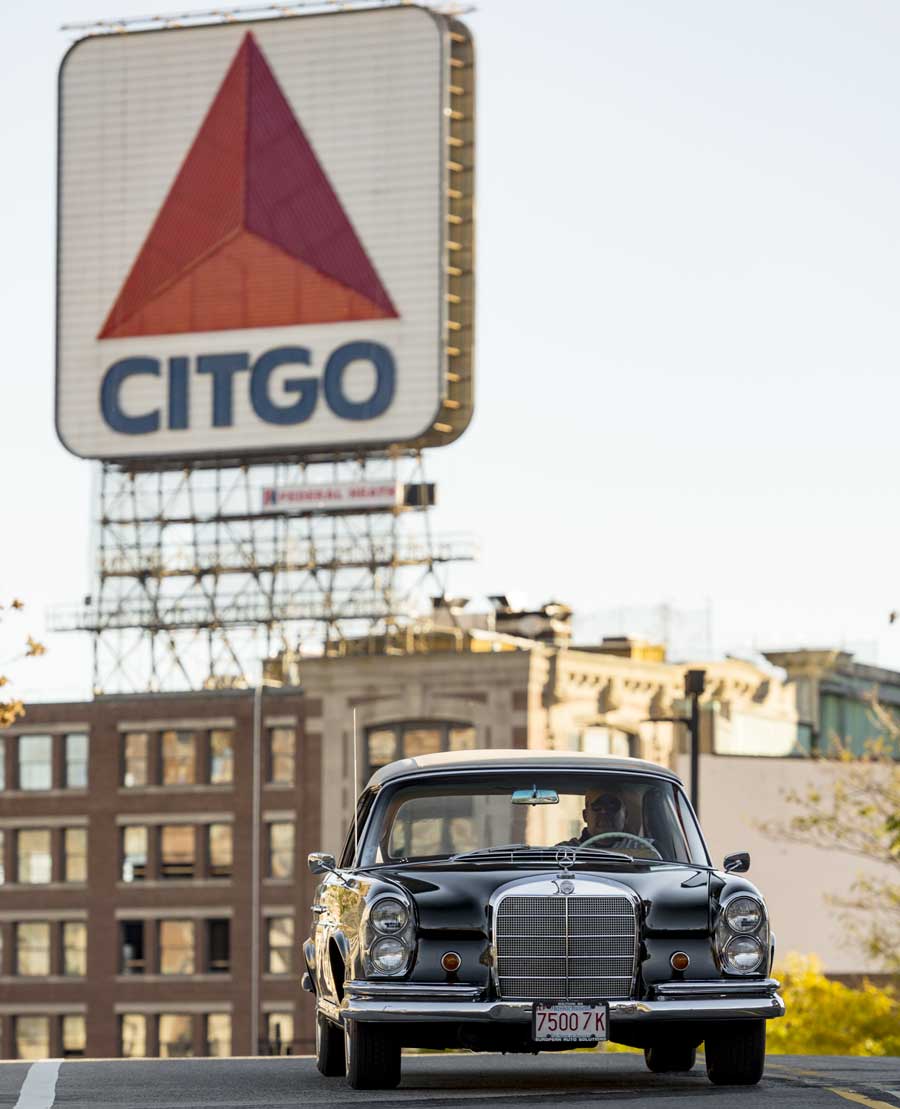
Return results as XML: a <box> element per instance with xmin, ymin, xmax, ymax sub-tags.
<box><xmin>441</xmin><ymin>951</ymin><xmax>461</xmax><ymax>973</ymax></box>
<box><xmin>670</xmin><ymin>951</ymin><xmax>690</xmax><ymax>971</ymax></box>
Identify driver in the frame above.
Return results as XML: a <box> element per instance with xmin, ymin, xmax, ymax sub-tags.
<box><xmin>560</xmin><ymin>788</ymin><xmax>627</xmax><ymax>847</ymax></box>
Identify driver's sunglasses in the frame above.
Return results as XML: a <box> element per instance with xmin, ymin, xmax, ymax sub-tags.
<box><xmin>589</xmin><ymin>798</ymin><xmax>623</xmax><ymax>815</ymax></box>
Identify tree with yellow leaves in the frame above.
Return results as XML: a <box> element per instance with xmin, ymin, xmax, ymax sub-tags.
<box><xmin>767</xmin><ymin>954</ymin><xmax>900</xmax><ymax>1055</ymax></box>
<box><xmin>0</xmin><ymin>599</ymin><xmax>46</xmax><ymax>727</ymax></box>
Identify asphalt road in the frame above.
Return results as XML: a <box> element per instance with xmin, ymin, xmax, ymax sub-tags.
<box><xmin>1</xmin><ymin>1053</ymin><xmax>898</xmax><ymax>1109</ymax></box>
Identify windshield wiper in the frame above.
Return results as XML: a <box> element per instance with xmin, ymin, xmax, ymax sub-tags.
<box><xmin>451</xmin><ymin>843</ymin><xmax>530</xmax><ymax>861</ymax></box>
<box><xmin>450</xmin><ymin>844</ymin><xmax>637</xmax><ymax>864</ymax></box>
<box><xmin>567</xmin><ymin>846</ymin><xmax>635</xmax><ymax>862</ymax></box>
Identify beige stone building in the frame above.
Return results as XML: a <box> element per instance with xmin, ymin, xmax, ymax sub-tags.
<box><xmin>290</xmin><ymin>608</ymin><xmax>895</xmax><ymax>982</ymax></box>
<box><xmin>286</xmin><ymin>603</ymin><xmax>800</xmax><ymax>858</ymax></box>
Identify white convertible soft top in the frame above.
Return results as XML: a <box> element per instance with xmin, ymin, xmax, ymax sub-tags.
<box><xmin>367</xmin><ymin>748</ymin><xmax>682</xmax><ymax>789</ymax></box>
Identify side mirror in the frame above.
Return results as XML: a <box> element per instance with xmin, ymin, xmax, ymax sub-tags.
<box><xmin>723</xmin><ymin>851</ymin><xmax>750</xmax><ymax>874</ymax></box>
<box><xmin>308</xmin><ymin>851</ymin><xmax>336</xmax><ymax>875</ymax></box>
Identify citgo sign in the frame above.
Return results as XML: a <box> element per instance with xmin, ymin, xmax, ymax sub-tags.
<box><xmin>56</xmin><ymin>8</ymin><xmax>473</xmax><ymax>462</ymax></box>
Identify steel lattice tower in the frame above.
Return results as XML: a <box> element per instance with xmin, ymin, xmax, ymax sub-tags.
<box><xmin>50</xmin><ymin>452</ymin><xmax>474</xmax><ymax>693</ymax></box>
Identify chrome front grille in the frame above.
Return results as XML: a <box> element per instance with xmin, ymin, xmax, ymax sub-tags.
<box><xmin>494</xmin><ymin>893</ymin><xmax>638</xmax><ymax>1001</ymax></box>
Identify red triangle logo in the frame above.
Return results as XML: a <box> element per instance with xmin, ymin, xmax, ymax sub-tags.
<box><xmin>98</xmin><ymin>32</ymin><xmax>398</xmax><ymax>340</ymax></box>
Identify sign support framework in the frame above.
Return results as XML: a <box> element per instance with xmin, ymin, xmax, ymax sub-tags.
<box><xmin>49</xmin><ymin>453</ymin><xmax>476</xmax><ymax>693</ymax></box>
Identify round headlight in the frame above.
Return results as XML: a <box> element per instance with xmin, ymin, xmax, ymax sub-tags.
<box><xmin>724</xmin><ymin>896</ymin><xmax>763</xmax><ymax>934</ymax></box>
<box><xmin>370</xmin><ymin>937</ymin><xmax>408</xmax><ymax>973</ymax></box>
<box><xmin>370</xmin><ymin>898</ymin><xmax>409</xmax><ymax>935</ymax></box>
<box><xmin>721</xmin><ymin>934</ymin><xmax>764</xmax><ymax>974</ymax></box>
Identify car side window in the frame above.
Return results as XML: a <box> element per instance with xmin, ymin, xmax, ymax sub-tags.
<box><xmin>673</xmin><ymin>788</ymin><xmax>709</xmax><ymax>864</ymax></box>
<box><xmin>338</xmin><ymin>790</ymin><xmax>375</xmax><ymax>868</ymax></box>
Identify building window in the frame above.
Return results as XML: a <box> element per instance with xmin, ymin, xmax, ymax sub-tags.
<box><xmin>268</xmin><ymin>822</ymin><xmax>294</xmax><ymax>878</ymax></box>
<box><xmin>159</xmin><ymin>920</ymin><xmax>195</xmax><ymax>975</ymax></box>
<box><xmin>162</xmin><ymin>730</ymin><xmax>196</xmax><ymax>785</ymax></box>
<box><xmin>267</xmin><ymin>916</ymin><xmax>293</xmax><ymax>974</ymax></box>
<box><xmin>266</xmin><ymin>1012</ymin><xmax>293</xmax><ymax>1056</ymax></box>
<box><xmin>62</xmin><ymin>922</ymin><xmax>87</xmax><ymax>977</ymax></box>
<box><xmin>0</xmin><ymin>736</ymin><xmax>5</xmax><ymax>789</ymax></box>
<box><xmin>62</xmin><ymin>1015</ymin><xmax>86</xmax><ymax>1058</ymax></box>
<box><xmin>64</xmin><ymin>828</ymin><xmax>87</xmax><ymax>883</ymax></box>
<box><xmin>18</xmin><ymin>735</ymin><xmax>52</xmax><ymax>790</ymax></box>
<box><xmin>64</xmin><ymin>733</ymin><xmax>88</xmax><ymax>788</ymax></box>
<box><xmin>159</xmin><ymin>1013</ymin><xmax>193</xmax><ymax>1058</ymax></box>
<box><xmin>120</xmin><ymin>1013</ymin><xmax>147</xmax><ymax>1058</ymax></box>
<box><xmin>122</xmin><ymin>826</ymin><xmax>148</xmax><ymax>882</ymax></box>
<box><xmin>16</xmin><ymin>922</ymin><xmax>50</xmax><ymax>976</ymax></box>
<box><xmin>208</xmin><ymin>823</ymin><xmax>233</xmax><ymax>879</ymax></box>
<box><xmin>123</xmin><ymin>732</ymin><xmax>149</xmax><ymax>788</ymax></box>
<box><xmin>207</xmin><ymin>1013</ymin><xmax>231</xmax><ymax>1057</ymax></box>
<box><xmin>367</xmin><ymin>728</ymin><xmax>397</xmax><ymax>770</ymax></box>
<box><xmin>16</xmin><ymin>1016</ymin><xmax>50</xmax><ymax>1060</ymax></box>
<box><xmin>366</xmin><ymin>721</ymin><xmax>475</xmax><ymax>775</ymax></box>
<box><xmin>210</xmin><ymin>729</ymin><xmax>234</xmax><ymax>784</ymax></box>
<box><xmin>449</xmin><ymin>724</ymin><xmax>477</xmax><ymax>750</ymax></box>
<box><xmin>0</xmin><ymin>829</ymin><xmax>4</xmax><ymax>884</ymax></box>
<box><xmin>207</xmin><ymin>919</ymin><xmax>230</xmax><ymax>973</ymax></box>
<box><xmin>121</xmin><ymin>921</ymin><xmax>145</xmax><ymax>975</ymax></box>
<box><xmin>403</xmin><ymin>727</ymin><xmax>443</xmax><ymax>758</ymax></box>
<box><xmin>17</xmin><ymin>829</ymin><xmax>52</xmax><ymax>884</ymax></box>
<box><xmin>160</xmin><ymin>825</ymin><xmax>195</xmax><ymax>880</ymax></box>
<box><xmin>268</xmin><ymin>727</ymin><xmax>295</xmax><ymax>784</ymax></box>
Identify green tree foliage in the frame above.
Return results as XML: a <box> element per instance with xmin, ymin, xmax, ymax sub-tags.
<box><xmin>768</xmin><ymin>954</ymin><xmax>900</xmax><ymax>1056</ymax></box>
<box><xmin>765</xmin><ymin>712</ymin><xmax>900</xmax><ymax>976</ymax></box>
<box><xmin>0</xmin><ymin>599</ymin><xmax>46</xmax><ymax>726</ymax></box>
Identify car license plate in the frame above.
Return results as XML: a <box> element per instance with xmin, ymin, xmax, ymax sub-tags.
<box><xmin>532</xmin><ymin>1001</ymin><xmax>608</xmax><ymax>1042</ymax></box>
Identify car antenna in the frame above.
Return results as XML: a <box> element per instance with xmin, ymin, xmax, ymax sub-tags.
<box><xmin>353</xmin><ymin>707</ymin><xmax>359</xmax><ymax>864</ymax></box>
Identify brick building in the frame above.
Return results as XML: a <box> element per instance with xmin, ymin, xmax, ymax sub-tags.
<box><xmin>0</xmin><ymin>688</ymin><xmax>319</xmax><ymax>1061</ymax></box>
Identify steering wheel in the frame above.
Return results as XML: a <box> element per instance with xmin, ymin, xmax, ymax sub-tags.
<box><xmin>580</xmin><ymin>831</ymin><xmax>662</xmax><ymax>859</ymax></box>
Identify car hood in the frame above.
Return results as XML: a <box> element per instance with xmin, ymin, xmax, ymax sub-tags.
<box><xmin>377</xmin><ymin>862</ymin><xmax>717</xmax><ymax>934</ymax></box>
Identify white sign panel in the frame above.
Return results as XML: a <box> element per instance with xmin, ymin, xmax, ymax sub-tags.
<box><xmin>57</xmin><ymin>8</ymin><xmax>450</xmax><ymax>461</ymax></box>
<box><xmin>261</xmin><ymin>481</ymin><xmax>402</xmax><ymax>512</ymax></box>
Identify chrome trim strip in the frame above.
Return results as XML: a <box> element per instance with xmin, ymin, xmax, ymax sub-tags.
<box><xmin>344</xmin><ymin>995</ymin><xmax>786</xmax><ymax>1024</ymax></box>
<box><xmin>492</xmin><ymin>974</ymin><xmax>633</xmax><ymax>980</ymax></box>
<box><xmin>650</xmin><ymin>978</ymin><xmax>780</xmax><ymax>999</ymax></box>
<box><xmin>317</xmin><ymin>997</ymin><xmax>341</xmax><ymax>1024</ymax></box>
<box><xmin>346</xmin><ymin>981</ymin><xmax>483</xmax><ymax>1002</ymax></box>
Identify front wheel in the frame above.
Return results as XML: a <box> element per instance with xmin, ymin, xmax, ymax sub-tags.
<box><xmin>315</xmin><ymin>1011</ymin><xmax>345</xmax><ymax>1077</ymax></box>
<box><xmin>344</xmin><ymin>1020</ymin><xmax>401</xmax><ymax>1090</ymax></box>
<box><xmin>644</xmin><ymin>1043</ymin><xmax>696</xmax><ymax>1073</ymax></box>
<box><xmin>704</xmin><ymin>1021</ymin><xmax>766</xmax><ymax>1086</ymax></box>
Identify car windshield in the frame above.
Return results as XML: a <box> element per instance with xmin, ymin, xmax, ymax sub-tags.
<box><xmin>359</xmin><ymin>771</ymin><xmax>708</xmax><ymax>866</ymax></box>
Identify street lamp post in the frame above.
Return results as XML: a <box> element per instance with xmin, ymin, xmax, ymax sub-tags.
<box><xmin>643</xmin><ymin>668</ymin><xmax>706</xmax><ymax>817</ymax></box>
<box><xmin>684</xmin><ymin>669</ymin><xmax>706</xmax><ymax>814</ymax></box>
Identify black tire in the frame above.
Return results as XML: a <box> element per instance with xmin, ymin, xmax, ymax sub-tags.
<box><xmin>644</xmin><ymin>1043</ymin><xmax>697</xmax><ymax>1073</ymax></box>
<box><xmin>315</xmin><ymin>1012</ymin><xmax>345</xmax><ymax>1077</ymax></box>
<box><xmin>704</xmin><ymin>1021</ymin><xmax>766</xmax><ymax>1086</ymax></box>
<box><xmin>344</xmin><ymin>1020</ymin><xmax>401</xmax><ymax>1090</ymax></box>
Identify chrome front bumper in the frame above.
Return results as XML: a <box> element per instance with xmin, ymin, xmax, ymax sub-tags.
<box><xmin>340</xmin><ymin>979</ymin><xmax>785</xmax><ymax>1025</ymax></box>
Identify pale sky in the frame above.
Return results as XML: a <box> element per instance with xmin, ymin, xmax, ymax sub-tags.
<box><xmin>4</xmin><ymin>0</ymin><xmax>900</xmax><ymax>698</ymax></box>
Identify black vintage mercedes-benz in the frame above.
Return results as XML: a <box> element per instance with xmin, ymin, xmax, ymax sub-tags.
<box><xmin>302</xmin><ymin>750</ymin><xmax>784</xmax><ymax>1090</ymax></box>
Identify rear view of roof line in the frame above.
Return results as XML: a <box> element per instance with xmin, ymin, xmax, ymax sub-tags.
<box><xmin>367</xmin><ymin>748</ymin><xmax>682</xmax><ymax>788</ymax></box>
